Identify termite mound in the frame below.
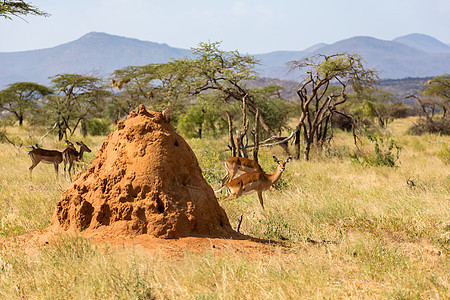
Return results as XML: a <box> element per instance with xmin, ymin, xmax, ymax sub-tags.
<box><xmin>50</xmin><ymin>104</ymin><xmax>234</xmax><ymax>238</ymax></box>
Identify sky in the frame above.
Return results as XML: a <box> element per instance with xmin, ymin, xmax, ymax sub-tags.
<box><xmin>1</xmin><ymin>0</ymin><xmax>449</xmax><ymax>54</ymax></box>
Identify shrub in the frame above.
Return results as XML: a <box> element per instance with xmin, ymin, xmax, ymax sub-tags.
<box><xmin>387</xmin><ymin>103</ymin><xmax>419</xmax><ymax>119</ymax></box>
<box><xmin>350</xmin><ymin>133</ymin><xmax>401</xmax><ymax>167</ymax></box>
<box><xmin>409</xmin><ymin>118</ymin><xmax>450</xmax><ymax>135</ymax></box>
<box><xmin>332</xmin><ymin>113</ymin><xmax>354</xmax><ymax>131</ymax></box>
<box><xmin>85</xmin><ymin>118</ymin><xmax>112</xmax><ymax>136</ymax></box>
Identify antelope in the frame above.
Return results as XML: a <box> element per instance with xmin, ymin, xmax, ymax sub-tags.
<box><xmin>63</xmin><ymin>141</ymin><xmax>92</xmax><ymax>175</ymax></box>
<box><xmin>27</xmin><ymin>140</ymin><xmax>75</xmax><ymax>176</ymax></box>
<box><xmin>221</xmin><ymin>157</ymin><xmax>263</xmax><ymax>186</ymax></box>
<box><xmin>215</xmin><ymin>156</ymin><xmax>292</xmax><ymax>209</ymax></box>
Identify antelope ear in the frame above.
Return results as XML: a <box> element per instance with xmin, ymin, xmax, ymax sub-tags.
<box><xmin>286</xmin><ymin>157</ymin><xmax>292</xmax><ymax>163</ymax></box>
<box><xmin>76</xmin><ymin>141</ymin><xmax>82</xmax><ymax>146</ymax></box>
<box><xmin>273</xmin><ymin>156</ymin><xmax>280</xmax><ymax>164</ymax></box>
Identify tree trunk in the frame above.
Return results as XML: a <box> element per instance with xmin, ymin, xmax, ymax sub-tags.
<box><xmin>303</xmin><ymin>126</ymin><xmax>312</xmax><ymax>161</ymax></box>
<box><xmin>253</xmin><ymin>108</ymin><xmax>260</xmax><ymax>163</ymax></box>
<box><xmin>225</xmin><ymin>111</ymin><xmax>236</xmax><ymax>157</ymax></box>
<box><xmin>294</xmin><ymin>125</ymin><xmax>301</xmax><ymax>160</ymax></box>
<box><xmin>81</xmin><ymin>120</ymin><xmax>88</xmax><ymax>137</ymax></box>
<box><xmin>239</xmin><ymin>97</ymin><xmax>249</xmax><ymax>158</ymax></box>
<box><xmin>57</xmin><ymin>122</ymin><xmax>64</xmax><ymax>141</ymax></box>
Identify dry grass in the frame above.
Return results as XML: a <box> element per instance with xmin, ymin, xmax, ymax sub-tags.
<box><xmin>0</xmin><ymin>118</ymin><xmax>449</xmax><ymax>299</ymax></box>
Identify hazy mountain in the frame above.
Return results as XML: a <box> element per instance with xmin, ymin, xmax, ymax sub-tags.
<box><xmin>256</xmin><ymin>35</ymin><xmax>450</xmax><ymax>79</ymax></box>
<box><xmin>0</xmin><ymin>32</ymin><xmax>449</xmax><ymax>88</ymax></box>
<box><xmin>0</xmin><ymin>32</ymin><xmax>191</xmax><ymax>87</ymax></box>
<box><xmin>393</xmin><ymin>33</ymin><xmax>450</xmax><ymax>53</ymax></box>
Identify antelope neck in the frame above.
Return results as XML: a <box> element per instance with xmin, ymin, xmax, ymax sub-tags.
<box><xmin>267</xmin><ymin>166</ymin><xmax>283</xmax><ymax>183</ymax></box>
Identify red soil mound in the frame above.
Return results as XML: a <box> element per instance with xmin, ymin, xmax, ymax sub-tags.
<box><xmin>50</xmin><ymin>105</ymin><xmax>234</xmax><ymax>238</ymax></box>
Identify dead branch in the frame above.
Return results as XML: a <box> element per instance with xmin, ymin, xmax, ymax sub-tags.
<box><xmin>39</xmin><ymin>122</ymin><xmax>58</xmax><ymax>143</ymax></box>
<box><xmin>253</xmin><ymin>108</ymin><xmax>260</xmax><ymax>163</ymax></box>
<box><xmin>236</xmin><ymin>214</ymin><xmax>244</xmax><ymax>233</ymax></box>
<box><xmin>225</xmin><ymin>111</ymin><xmax>237</xmax><ymax>157</ymax></box>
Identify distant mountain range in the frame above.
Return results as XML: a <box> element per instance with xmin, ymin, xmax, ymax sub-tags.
<box><xmin>1</xmin><ymin>32</ymin><xmax>449</xmax><ymax>88</ymax></box>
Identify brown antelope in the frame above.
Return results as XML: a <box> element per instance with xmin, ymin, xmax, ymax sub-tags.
<box><xmin>28</xmin><ymin>148</ymin><xmax>63</xmax><ymax>176</ymax></box>
<box><xmin>63</xmin><ymin>141</ymin><xmax>92</xmax><ymax>175</ymax></box>
<box><xmin>221</xmin><ymin>157</ymin><xmax>263</xmax><ymax>186</ymax></box>
<box><xmin>215</xmin><ymin>156</ymin><xmax>292</xmax><ymax>209</ymax></box>
<box><xmin>28</xmin><ymin>140</ymin><xmax>74</xmax><ymax>176</ymax></box>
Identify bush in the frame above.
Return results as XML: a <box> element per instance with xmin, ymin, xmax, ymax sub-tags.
<box><xmin>389</xmin><ymin>103</ymin><xmax>419</xmax><ymax>119</ymax></box>
<box><xmin>85</xmin><ymin>118</ymin><xmax>112</xmax><ymax>136</ymax></box>
<box><xmin>409</xmin><ymin>118</ymin><xmax>450</xmax><ymax>135</ymax></box>
<box><xmin>350</xmin><ymin>133</ymin><xmax>401</xmax><ymax>167</ymax></box>
<box><xmin>332</xmin><ymin>113</ymin><xmax>354</xmax><ymax>131</ymax></box>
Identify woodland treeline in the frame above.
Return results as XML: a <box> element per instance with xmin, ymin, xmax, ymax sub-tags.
<box><xmin>0</xmin><ymin>42</ymin><xmax>449</xmax><ymax>161</ymax></box>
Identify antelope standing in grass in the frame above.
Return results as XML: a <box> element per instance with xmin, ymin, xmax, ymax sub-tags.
<box><xmin>215</xmin><ymin>156</ymin><xmax>292</xmax><ymax>209</ymax></box>
<box><xmin>63</xmin><ymin>141</ymin><xmax>92</xmax><ymax>176</ymax></box>
<box><xmin>220</xmin><ymin>157</ymin><xmax>264</xmax><ymax>186</ymax></box>
<box><xmin>28</xmin><ymin>140</ymin><xmax>74</xmax><ymax>177</ymax></box>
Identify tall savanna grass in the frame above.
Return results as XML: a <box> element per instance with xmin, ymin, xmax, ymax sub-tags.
<box><xmin>0</xmin><ymin>117</ymin><xmax>449</xmax><ymax>299</ymax></box>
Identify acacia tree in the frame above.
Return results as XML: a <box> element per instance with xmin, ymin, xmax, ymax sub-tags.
<box><xmin>423</xmin><ymin>74</ymin><xmax>449</xmax><ymax>119</ymax></box>
<box><xmin>171</xmin><ymin>42</ymin><xmax>292</xmax><ymax>156</ymax></box>
<box><xmin>0</xmin><ymin>82</ymin><xmax>52</xmax><ymax>125</ymax></box>
<box><xmin>289</xmin><ymin>53</ymin><xmax>378</xmax><ymax>160</ymax></box>
<box><xmin>110</xmin><ymin>42</ymin><xmax>291</xmax><ymax>157</ymax></box>
<box><xmin>177</xmin><ymin>92</ymin><xmax>227</xmax><ymax>138</ymax></box>
<box><xmin>351</xmin><ymin>87</ymin><xmax>396</xmax><ymax>128</ymax></box>
<box><xmin>43</xmin><ymin>74</ymin><xmax>108</xmax><ymax>140</ymax></box>
<box><xmin>0</xmin><ymin>0</ymin><xmax>49</xmax><ymax>19</ymax></box>
<box><xmin>407</xmin><ymin>74</ymin><xmax>450</xmax><ymax>135</ymax></box>
<box><xmin>185</xmin><ymin>42</ymin><xmax>277</xmax><ymax>137</ymax></box>
<box><xmin>110</xmin><ymin>62</ymin><xmax>192</xmax><ymax>122</ymax></box>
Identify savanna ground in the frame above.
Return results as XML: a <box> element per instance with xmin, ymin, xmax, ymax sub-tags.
<box><xmin>0</xmin><ymin>117</ymin><xmax>449</xmax><ymax>299</ymax></box>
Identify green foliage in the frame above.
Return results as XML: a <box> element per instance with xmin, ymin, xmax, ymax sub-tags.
<box><xmin>176</xmin><ymin>93</ymin><xmax>228</xmax><ymax>139</ymax></box>
<box><xmin>251</xmin><ymin>88</ymin><xmax>294</xmax><ymax>134</ymax></box>
<box><xmin>191</xmin><ymin>41</ymin><xmax>259</xmax><ymax>84</ymax></box>
<box><xmin>85</xmin><ymin>118</ymin><xmax>112</xmax><ymax>136</ymax></box>
<box><xmin>0</xmin><ymin>82</ymin><xmax>53</xmax><ymax>126</ymax></box>
<box><xmin>423</xmin><ymin>74</ymin><xmax>450</xmax><ymax>102</ymax></box>
<box><xmin>290</xmin><ymin>53</ymin><xmax>379</xmax><ymax>160</ymax></box>
<box><xmin>257</xmin><ymin>212</ymin><xmax>296</xmax><ymax>241</ymax></box>
<box><xmin>41</xmin><ymin>73</ymin><xmax>109</xmax><ymax>139</ymax></box>
<box><xmin>0</xmin><ymin>0</ymin><xmax>49</xmax><ymax>19</ymax></box>
<box><xmin>350</xmin><ymin>133</ymin><xmax>401</xmax><ymax>167</ymax></box>
<box><xmin>193</xmin><ymin>142</ymin><xmax>224</xmax><ymax>185</ymax></box>
<box><xmin>110</xmin><ymin>42</ymin><xmax>260</xmax><ymax>128</ymax></box>
<box><xmin>407</xmin><ymin>75</ymin><xmax>450</xmax><ymax>135</ymax></box>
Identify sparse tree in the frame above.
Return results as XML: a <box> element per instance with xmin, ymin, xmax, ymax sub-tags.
<box><xmin>406</xmin><ymin>74</ymin><xmax>450</xmax><ymax>135</ymax></box>
<box><xmin>355</xmin><ymin>88</ymin><xmax>396</xmax><ymax>128</ymax></box>
<box><xmin>110</xmin><ymin>62</ymin><xmax>192</xmax><ymax>123</ymax></box>
<box><xmin>0</xmin><ymin>82</ymin><xmax>52</xmax><ymax>126</ymax></box>
<box><xmin>423</xmin><ymin>74</ymin><xmax>449</xmax><ymax>119</ymax></box>
<box><xmin>186</xmin><ymin>42</ymin><xmax>278</xmax><ymax>138</ymax></box>
<box><xmin>289</xmin><ymin>53</ymin><xmax>378</xmax><ymax>160</ymax></box>
<box><xmin>177</xmin><ymin>92</ymin><xmax>227</xmax><ymax>139</ymax></box>
<box><xmin>41</xmin><ymin>74</ymin><xmax>108</xmax><ymax>140</ymax></box>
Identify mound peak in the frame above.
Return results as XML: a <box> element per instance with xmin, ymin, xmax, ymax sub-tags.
<box><xmin>50</xmin><ymin>105</ymin><xmax>234</xmax><ymax>238</ymax></box>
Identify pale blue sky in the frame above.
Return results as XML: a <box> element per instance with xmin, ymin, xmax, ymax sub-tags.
<box><xmin>1</xmin><ymin>0</ymin><xmax>449</xmax><ymax>53</ymax></box>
